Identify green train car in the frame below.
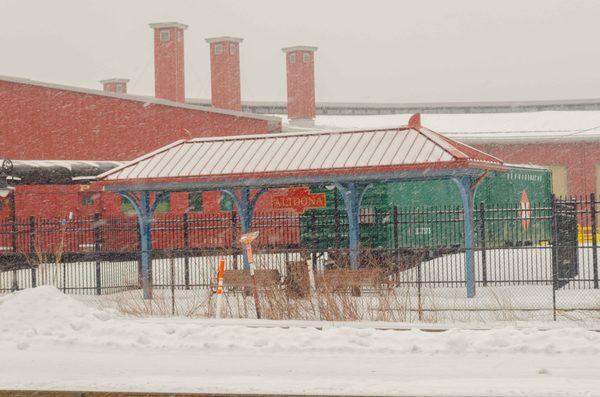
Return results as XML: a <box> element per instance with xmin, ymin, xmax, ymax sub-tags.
<box><xmin>301</xmin><ymin>164</ymin><xmax>553</xmax><ymax>250</ymax></box>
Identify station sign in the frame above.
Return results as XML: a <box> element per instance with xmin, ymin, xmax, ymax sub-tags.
<box><xmin>272</xmin><ymin>187</ymin><xmax>326</xmax><ymax>213</ymax></box>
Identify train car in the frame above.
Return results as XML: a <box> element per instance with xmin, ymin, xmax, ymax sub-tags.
<box><xmin>301</xmin><ymin>164</ymin><xmax>553</xmax><ymax>250</ymax></box>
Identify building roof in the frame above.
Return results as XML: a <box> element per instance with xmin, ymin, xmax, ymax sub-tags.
<box><xmin>98</xmin><ymin>125</ymin><xmax>504</xmax><ymax>190</ymax></box>
<box><xmin>4</xmin><ymin>160</ymin><xmax>123</xmax><ymax>185</ymax></box>
<box><xmin>309</xmin><ymin>112</ymin><xmax>600</xmax><ymax>143</ymax></box>
<box><xmin>0</xmin><ymin>75</ymin><xmax>280</xmax><ymax>124</ymax></box>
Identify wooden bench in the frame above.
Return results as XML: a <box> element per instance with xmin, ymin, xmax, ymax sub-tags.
<box><xmin>219</xmin><ymin>269</ymin><xmax>281</xmax><ymax>291</ymax></box>
<box><xmin>316</xmin><ymin>268</ymin><xmax>390</xmax><ymax>295</ymax></box>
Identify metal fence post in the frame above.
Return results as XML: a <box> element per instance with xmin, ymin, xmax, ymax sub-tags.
<box><xmin>479</xmin><ymin>202</ymin><xmax>487</xmax><ymax>286</ymax></box>
<box><xmin>135</xmin><ymin>220</ymin><xmax>143</xmax><ymax>288</ymax></box>
<box><xmin>591</xmin><ymin>193</ymin><xmax>599</xmax><ymax>289</ymax></box>
<box><xmin>29</xmin><ymin>216</ymin><xmax>37</xmax><ymax>288</ymax></box>
<box><xmin>551</xmin><ymin>195</ymin><xmax>557</xmax><ymax>321</ymax></box>
<box><xmin>183</xmin><ymin>212</ymin><xmax>190</xmax><ymax>289</ymax></box>
<box><xmin>231</xmin><ymin>211</ymin><xmax>238</xmax><ymax>270</ymax></box>
<box><xmin>310</xmin><ymin>212</ymin><xmax>317</xmax><ymax>269</ymax></box>
<box><xmin>393</xmin><ymin>206</ymin><xmax>399</xmax><ymax>268</ymax></box>
<box><xmin>94</xmin><ymin>213</ymin><xmax>102</xmax><ymax>295</ymax></box>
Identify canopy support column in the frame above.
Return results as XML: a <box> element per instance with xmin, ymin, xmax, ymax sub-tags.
<box><xmin>335</xmin><ymin>182</ymin><xmax>373</xmax><ymax>270</ymax></box>
<box><xmin>222</xmin><ymin>187</ymin><xmax>267</xmax><ymax>269</ymax></box>
<box><xmin>452</xmin><ymin>175</ymin><xmax>486</xmax><ymax>298</ymax></box>
<box><xmin>118</xmin><ymin>191</ymin><xmax>168</xmax><ymax>299</ymax></box>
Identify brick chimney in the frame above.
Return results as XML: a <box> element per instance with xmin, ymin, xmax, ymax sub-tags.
<box><xmin>282</xmin><ymin>46</ymin><xmax>317</xmax><ymax>126</ymax></box>
<box><xmin>205</xmin><ymin>37</ymin><xmax>243</xmax><ymax>111</ymax></box>
<box><xmin>149</xmin><ymin>22</ymin><xmax>188</xmax><ymax>102</ymax></box>
<box><xmin>99</xmin><ymin>78</ymin><xmax>129</xmax><ymax>94</ymax></box>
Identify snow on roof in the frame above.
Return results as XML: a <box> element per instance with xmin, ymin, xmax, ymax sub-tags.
<box><xmin>0</xmin><ymin>75</ymin><xmax>280</xmax><ymax>123</ymax></box>
<box><xmin>306</xmin><ymin>112</ymin><xmax>600</xmax><ymax>143</ymax></box>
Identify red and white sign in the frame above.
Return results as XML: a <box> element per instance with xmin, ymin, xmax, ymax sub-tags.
<box><xmin>271</xmin><ymin>187</ymin><xmax>326</xmax><ymax>213</ymax></box>
<box><xmin>518</xmin><ymin>190</ymin><xmax>531</xmax><ymax>231</ymax></box>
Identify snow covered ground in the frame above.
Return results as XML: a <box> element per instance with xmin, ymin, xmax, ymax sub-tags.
<box><xmin>1</xmin><ymin>286</ymin><xmax>600</xmax><ymax>396</ymax></box>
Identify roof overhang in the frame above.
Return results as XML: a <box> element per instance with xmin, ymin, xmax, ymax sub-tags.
<box><xmin>102</xmin><ymin>166</ymin><xmax>490</xmax><ymax>193</ymax></box>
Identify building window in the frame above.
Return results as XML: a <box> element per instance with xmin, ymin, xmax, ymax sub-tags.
<box><xmin>220</xmin><ymin>192</ymin><xmax>234</xmax><ymax>212</ymax></box>
<box><xmin>81</xmin><ymin>193</ymin><xmax>95</xmax><ymax>206</ymax></box>
<box><xmin>229</xmin><ymin>43</ymin><xmax>237</xmax><ymax>55</ymax></box>
<box><xmin>121</xmin><ymin>196</ymin><xmax>135</xmax><ymax>214</ymax></box>
<box><xmin>188</xmin><ymin>192</ymin><xmax>203</xmax><ymax>212</ymax></box>
<box><xmin>289</xmin><ymin>53</ymin><xmax>296</xmax><ymax>63</ymax></box>
<box><xmin>155</xmin><ymin>193</ymin><xmax>171</xmax><ymax>213</ymax></box>
<box><xmin>303</xmin><ymin>52</ymin><xmax>310</xmax><ymax>63</ymax></box>
<box><xmin>115</xmin><ymin>84</ymin><xmax>124</xmax><ymax>93</ymax></box>
<box><xmin>159</xmin><ymin>29</ymin><xmax>171</xmax><ymax>42</ymax></box>
<box><xmin>215</xmin><ymin>43</ymin><xmax>223</xmax><ymax>55</ymax></box>
<box><xmin>121</xmin><ymin>193</ymin><xmax>170</xmax><ymax>213</ymax></box>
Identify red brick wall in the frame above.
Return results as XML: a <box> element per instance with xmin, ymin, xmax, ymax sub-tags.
<box><xmin>473</xmin><ymin>141</ymin><xmax>600</xmax><ymax>196</ymax></box>
<box><xmin>208</xmin><ymin>41</ymin><xmax>242</xmax><ymax>111</ymax></box>
<box><xmin>0</xmin><ymin>80</ymin><xmax>280</xmax><ymax>161</ymax></box>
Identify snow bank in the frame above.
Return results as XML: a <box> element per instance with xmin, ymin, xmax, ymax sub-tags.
<box><xmin>2</xmin><ymin>286</ymin><xmax>600</xmax><ymax>356</ymax></box>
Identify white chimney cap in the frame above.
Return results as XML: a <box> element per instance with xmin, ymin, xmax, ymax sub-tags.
<box><xmin>205</xmin><ymin>36</ymin><xmax>244</xmax><ymax>44</ymax></box>
<box><xmin>149</xmin><ymin>22</ymin><xmax>188</xmax><ymax>30</ymax></box>
<box><xmin>99</xmin><ymin>78</ymin><xmax>130</xmax><ymax>84</ymax></box>
<box><xmin>282</xmin><ymin>46</ymin><xmax>318</xmax><ymax>53</ymax></box>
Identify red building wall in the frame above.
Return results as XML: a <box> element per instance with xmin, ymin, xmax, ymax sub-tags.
<box><xmin>473</xmin><ymin>141</ymin><xmax>600</xmax><ymax>197</ymax></box>
<box><xmin>0</xmin><ymin>79</ymin><xmax>280</xmax><ymax>161</ymax></box>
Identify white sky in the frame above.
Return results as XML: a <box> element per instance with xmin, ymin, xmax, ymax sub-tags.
<box><xmin>2</xmin><ymin>0</ymin><xmax>600</xmax><ymax>102</ymax></box>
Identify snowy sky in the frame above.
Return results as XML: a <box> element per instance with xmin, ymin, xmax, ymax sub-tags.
<box><xmin>2</xmin><ymin>0</ymin><xmax>600</xmax><ymax>103</ymax></box>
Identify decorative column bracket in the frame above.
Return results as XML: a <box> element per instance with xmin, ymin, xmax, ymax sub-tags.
<box><xmin>335</xmin><ymin>182</ymin><xmax>373</xmax><ymax>270</ymax></box>
<box><xmin>118</xmin><ymin>191</ymin><xmax>169</xmax><ymax>299</ymax></box>
<box><xmin>221</xmin><ymin>187</ymin><xmax>267</xmax><ymax>269</ymax></box>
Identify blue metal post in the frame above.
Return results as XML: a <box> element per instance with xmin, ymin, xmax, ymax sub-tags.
<box><xmin>222</xmin><ymin>187</ymin><xmax>267</xmax><ymax>269</ymax></box>
<box><xmin>335</xmin><ymin>182</ymin><xmax>372</xmax><ymax>270</ymax></box>
<box><xmin>119</xmin><ymin>191</ymin><xmax>157</xmax><ymax>299</ymax></box>
<box><xmin>453</xmin><ymin>176</ymin><xmax>476</xmax><ymax>298</ymax></box>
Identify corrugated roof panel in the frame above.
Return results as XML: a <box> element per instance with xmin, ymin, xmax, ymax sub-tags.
<box><xmin>309</xmin><ymin>134</ymin><xmax>343</xmax><ymax>169</ymax></box>
<box><xmin>366</xmin><ymin>130</ymin><xmax>399</xmax><ymax>166</ymax></box>
<box><xmin>378</xmin><ymin>131</ymin><xmax>409</xmax><ymax>165</ymax></box>
<box><xmin>155</xmin><ymin>143</ymin><xmax>193</xmax><ymax>178</ymax></box>
<box><xmin>211</xmin><ymin>140</ymin><xmax>246</xmax><ymax>174</ymax></box>
<box><xmin>425</xmin><ymin>145</ymin><xmax>445</xmax><ymax>163</ymax></box>
<box><xmin>188</xmin><ymin>141</ymin><xmax>224</xmax><ymax>176</ymax></box>
<box><xmin>274</xmin><ymin>136</ymin><xmax>304</xmax><ymax>171</ymax></box>
<box><xmin>297</xmin><ymin>135</ymin><xmax>330</xmax><ymax>170</ymax></box>
<box><xmin>390</xmin><ymin>130</ymin><xmax>420</xmax><ymax>165</ymax></box>
<box><xmin>261</xmin><ymin>137</ymin><xmax>296</xmax><ymax>172</ymax></box>
<box><xmin>403</xmin><ymin>134</ymin><xmax>429</xmax><ymax>164</ymax></box>
<box><xmin>223</xmin><ymin>140</ymin><xmax>256</xmax><ymax>174</ymax></box>
<box><xmin>239</xmin><ymin>139</ymin><xmax>273</xmax><ymax>173</ymax></box>
<box><xmin>320</xmin><ymin>133</ymin><xmax>353</xmax><ymax>169</ymax></box>
<box><xmin>332</xmin><ymin>132</ymin><xmax>363</xmax><ymax>168</ymax></box>
<box><xmin>355</xmin><ymin>131</ymin><xmax>387</xmax><ymax>167</ymax></box>
<box><xmin>414</xmin><ymin>139</ymin><xmax>437</xmax><ymax>163</ymax></box>
<box><xmin>342</xmin><ymin>132</ymin><xmax>370</xmax><ymax>167</ymax></box>
<box><xmin>126</xmin><ymin>149</ymin><xmax>170</xmax><ymax>179</ymax></box>
<box><xmin>280</xmin><ymin>136</ymin><xmax>311</xmax><ymax>171</ymax></box>
<box><xmin>252</xmin><ymin>137</ymin><xmax>285</xmax><ymax>172</ymax></box>
<box><xmin>174</xmin><ymin>142</ymin><xmax>211</xmax><ymax>177</ymax></box>
<box><xmin>206</xmin><ymin>141</ymin><xmax>238</xmax><ymax>174</ymax></box>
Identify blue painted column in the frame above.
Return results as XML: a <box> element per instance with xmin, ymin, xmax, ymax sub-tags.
<box><xmin>119</xmin><ymin>191</ymin><xmax>168</xmax><ymax>299</ymax></box>
<box><xmin>335</xmin><ymin>182</ymin><xmax>372</xmax><ymax>270</ymax></box>
<box><xmin>453</xmin><ymin>176</ymin><xmax>476</xmax><ymax>298</ymax></box>
<box><xmin>222</xmin><ymin>187</ymin><xmax>267</xmax><ymax>269</ymax></box>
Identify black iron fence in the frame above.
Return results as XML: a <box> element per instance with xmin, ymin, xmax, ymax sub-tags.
<box><xmin>1</xmin><ymin>195</ymin><xmax>599</xmax><ymax>323</ymax></box>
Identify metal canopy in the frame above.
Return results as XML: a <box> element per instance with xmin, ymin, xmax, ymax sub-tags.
<box><xmin>98</xmin><ymin>126</ymin><xmax>505</xmax><ymax>188</ymax></box>
<box><xmin>2</xmin><ymin>159</ymin><xmax>123</xmax><ymax>185</ymax></box>
<box><xmin>96</xmin><ymin>123</ymin><xmax>506</xmax><ymax>300</ymax></box>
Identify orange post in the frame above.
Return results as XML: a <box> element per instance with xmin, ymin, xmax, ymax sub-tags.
<box><xmin>215</xmin><ymin>257</ymin><xmax>225</xmax><ymax>318</ymax></box>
